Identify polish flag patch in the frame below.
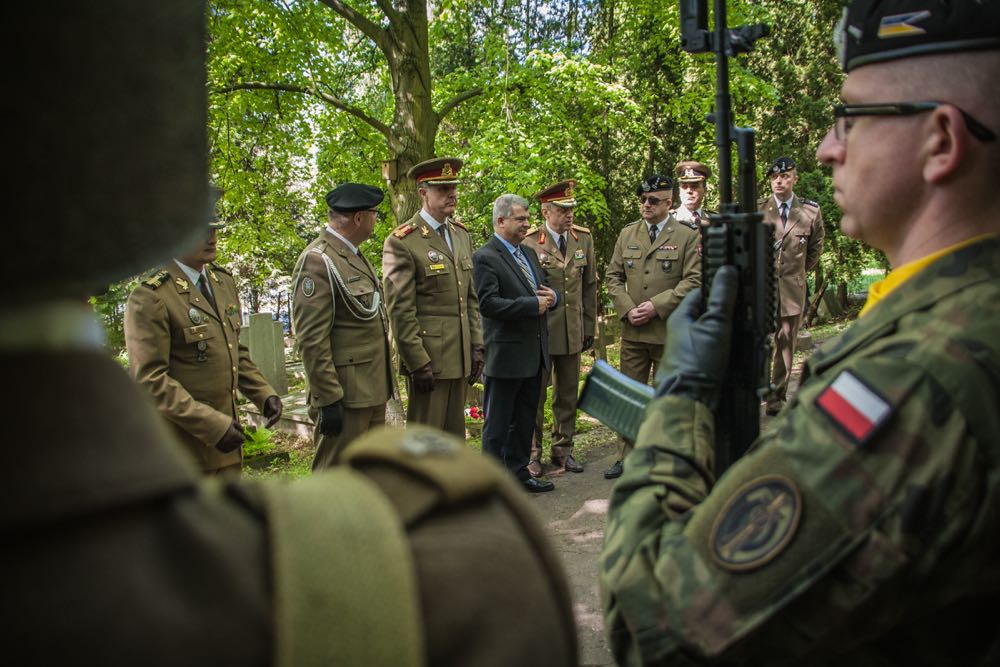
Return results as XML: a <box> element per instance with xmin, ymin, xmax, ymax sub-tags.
<box><xmin>816</xmin><ymin>371</ymin><xmax>893</xmax><ymax>445</ymax></box>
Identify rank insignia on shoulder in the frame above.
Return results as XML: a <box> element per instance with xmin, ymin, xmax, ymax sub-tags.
<box><xmin>142</xmin><ymin>271</ymin><xmax>170</xmax><ymax>289</ymax></box>
<box><xmin>682</xmin><ymin>219</ymin><xmax>698</xmax><ymax>230</ymax></box>
<box><xmin>571</xmin><ymin>224</ymin><xmax>590</xmax><ymax>234</ymax></box>
<box><xmin>393</xmin><ymin>223</ymin><xmax>417</xmax><ymax>238</ymax></box>
<box><xmin>815</xmin><ymin>370</ymin><xmax>892</xmax><ymax>445</ymax></box>
<box><xmin>449</xmin><ymin>219</ymin><xmax>467</xmax><ymax>231</ymax></box>
<box><xmin>175</xmin><ymin>277</ymin><xmax>189</xmax><ymax>291</ymax></box>
<box><xmin>802</xmin><ymin>199</ymin><xmax>819</xmax><ymax>208</ymax></box>
<box><xmin>710</xmin><ymin>475</ymin><xmax>802</xmax><ymax>572</ymax></box>
<box><xmin>301</xmin><ymin>276</ymin><xmax>315</xmax><ymax>297</ymax></box>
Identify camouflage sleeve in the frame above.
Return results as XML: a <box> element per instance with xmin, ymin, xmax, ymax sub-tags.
<box><xmin>601</xmin><ymin>350</ymin><xmax>991</xmax><ymax>665</ymax></box>
<box><xmin>650</xmin><ymin>229</ymin><xmax>702</xmax><ymax>320</ymax></box>
<box><xmin>605</xmin><ymin>231</ymin><xmax>634</xmax><ymax>320</ymax></box>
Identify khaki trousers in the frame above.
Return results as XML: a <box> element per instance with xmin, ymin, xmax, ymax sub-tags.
<box><xmin>531</xmin><ymin>352</ymin><xmax>581</xmax><ymax>461</ymax></box>
<box><xmin>616</xmin><ymin>339</ymin><xmax>663</xmax><ymax>459</ymax></box>
<box><xmin>310</xmin><ymin>403</ymin><xmax>386</xmax><ymax>470</ymax></box>
<box><xmin>770</xmin><ymin>314</ymin><xmax>801</xmax><ymax>402</ymax></box>
<box><xmin>406</xmin><ymin>377</ymin><xmax>468</xmax><ymax>439</ymax></box>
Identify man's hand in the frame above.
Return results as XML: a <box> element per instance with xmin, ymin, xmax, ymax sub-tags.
<box><xmin>411</xmin><ymin>363</ymin><xmax>435</xmax><ymax>393</ymax></box>
<box><xmin>536</xmin><ymin>285</ymin><xmax>557</xmax><ymax>313</ymax></box>
<box><xmin>318</xmin><ymin>401</ymin><xmax>344</xmax><ymax>436</ymax></box>
<box><xmin>627</xmin><ymin>301</ymin><xmax>657</xmax><ymax>326</ymax></box>
<box><xmin>262</xmin><ymin>395</ymin><xmax>283</xmax><ymax>428</ymax></box>
<box><xmin>654</xmin><ymin>266</ymin><xmax>738</xmax><ymax>409</ymax></box>
<box><xmin>469</xmin><ymin>345</ymin><xmax>485</xmax><ymax>385</ymax></box>
<box><xmin>215</xmin><ymin>420</ymin><xmax>247</xmax><ymax>453</ymax></box>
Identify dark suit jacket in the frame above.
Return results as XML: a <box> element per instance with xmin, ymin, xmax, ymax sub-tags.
<box><xmin>473</xmin><ymin>235</ymin><xmax>552</xmax><ymax>379</ymax></box>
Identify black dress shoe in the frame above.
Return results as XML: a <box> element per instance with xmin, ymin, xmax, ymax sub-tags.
<box><xmin>764</xmin><ymin>400</ymin><xmax>784</xmax><ymax>416</ymax></box>
<box><xmin>553</xmin><ymin>454</ymin><xmax>584</xmax><ymax>473</ymax></box>
<box><xmin>604</xmin><ymin>460</ymin><xmax>623</xmax><ymax>479</ymax></box>
<box><xmin>522</xmin><ymin>477</ymin><xmax>555</xmax><ymax>493</ymax></box>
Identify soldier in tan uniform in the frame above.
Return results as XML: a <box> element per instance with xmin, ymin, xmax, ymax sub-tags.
<box><xmin>125</xmin><ymin>224</ymin><xmax>283</xmax><ymax>475</ymax></box>
<box><xmin>522</xmin><ymin>180</ymin><xmax>597</xmax><ymax>476</ymax></box>
<box><xmin>382</xmin><ymin>157</ymin><xmax>485</xmax><ymax>438</ymax></box>
<box><xmin>759</xmin><ymin>156</ymin><xmax>825</xmax><ymax>415</ymax></box>
<box><xmin>7</xmin><ymin>4</ymin><xmax>578</xmax><ymax>664</ymax></box>
<box><xmin>292</xmin><ymin>183</ymin><xmax>395</xmax><ymax>469</ymax></box>
<box><xmin>604</xmin><ymin>174</ymin><xmax>701</xmax><ymax>478</ymax></box>
<box><xmin>671</xmin><ymin>160</ymin><xmax>714</xmax><ymax>226</ymax></box>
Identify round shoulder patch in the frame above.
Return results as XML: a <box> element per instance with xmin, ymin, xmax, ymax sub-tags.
<box><xmin>301</xmin><ymin>276</ymin><xmax>315</xmax><ymax>297</ymax></box>
<box><xmin>710</xmin><ymin>475</ymin><xmax>802</xmax><ymax>572</ymax></box>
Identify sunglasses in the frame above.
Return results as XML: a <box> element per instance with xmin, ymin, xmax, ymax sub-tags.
<box><xmin>639</xmin><ymin>195</ymin><xmax>669</xmax><ymax>205</ymax></box>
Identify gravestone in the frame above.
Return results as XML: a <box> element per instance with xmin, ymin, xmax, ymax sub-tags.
<box><xmin>240</xmin><ymin>312</ymin><xmax>288</xmax><ymax>395</ymax></box>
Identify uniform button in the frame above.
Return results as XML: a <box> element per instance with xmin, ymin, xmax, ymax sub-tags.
<box><xmin>199</xmin><ymin>333</ymin><xmax>204</xmax><ymax>338</ymax></box>
<box><xmin>228</xmin><ymin>343</ymin><xmax>232</xmax><ymax>349</ymax></box>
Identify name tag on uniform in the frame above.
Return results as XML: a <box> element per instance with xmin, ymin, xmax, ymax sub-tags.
<box><xmin>429</xmin><ymin>263</ymin><xmax>446</xmax><ymax>270</ymax></box>
<box><xmin>627</xmin><ymin>244</ymin><xmax>640</xmax><ymax>250</ymax></box>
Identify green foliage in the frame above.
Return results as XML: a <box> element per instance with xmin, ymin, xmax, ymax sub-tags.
<box><xmin>242</xmin><ymin>425</ymin><xmax>277</xmax><ymax>458</ymax></box>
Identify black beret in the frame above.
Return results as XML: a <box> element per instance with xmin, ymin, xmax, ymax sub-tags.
<box><xmin>635</xmin><ymin>174</ymin><xmax>673</xmax><ymax>196</ymax></box>
<box><xmin>836</xmin><ymin>0</ymin><xmax>1000</xmax><ymax>72</ymax></box>
<box><xmin>325</xmin><ymin>183</ymin><xmax>385</xmax><ymax>212</ymax></box>
<box><xmin>767</xmin><ymin>156</ymin><xmax>796</xmax><ymax>177</ymax></box>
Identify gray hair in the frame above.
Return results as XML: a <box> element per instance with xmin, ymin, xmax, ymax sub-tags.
<box><xmin>492</xmin><ymin>194</ymin><xmax>529</xmax><ymax>226</ymax></box>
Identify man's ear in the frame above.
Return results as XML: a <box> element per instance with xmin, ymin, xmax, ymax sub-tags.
<box><xmin>923</xmin><ymin>105</ymin><xmax>966</xmax><ymax>184</ymax></box>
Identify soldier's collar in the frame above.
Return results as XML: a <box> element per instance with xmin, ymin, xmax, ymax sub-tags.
<box><xmin>0</xmin><ymin>301</ymin><xmax>105</xmax><ymax>352</ymax></box>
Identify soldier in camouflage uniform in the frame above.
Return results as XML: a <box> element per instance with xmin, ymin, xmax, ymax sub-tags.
<box><xmin>601</xmin><ymin>1</ymin><xmax>1000</xmax><ymax>664</ymax></box>
<box><xmin>5</xmin><ymin>5</ymin><xmax>579</xmax><ymax>664</ymax></box>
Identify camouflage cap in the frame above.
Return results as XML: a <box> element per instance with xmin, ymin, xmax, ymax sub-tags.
<box><xmin>675</xmin><ymin>161</ymin><xmax>712</xmax><ymax>184</ymax></box>
<box><xmin>635</xmin><ymin>174</ymin><xmax>673</xmax><ymax>196</ymax></box>
<box><xmin>535</xmin><ymin>180</ymin><xmax>577</xmax><ymax>208</ymax></box>
<box><xmin>7</xmin><ymin>1</ymin><xmax>210</xmax><ymax>303</ymax></box>
<box><xmin>768</xmin><ymin>156</ymin><xmax>797</xmax><ymax>177</ymax></box>
<box><xmin>835</xmin><ymin>0</ymin><xmax>1000</xmax><ymax>72</ymax></box>
<box><xmin>408</xmin><ymin>157</ymin><xmax>464</xmax><ymax>186</ymax></box>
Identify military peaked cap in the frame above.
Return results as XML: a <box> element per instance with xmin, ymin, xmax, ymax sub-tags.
<box><xmin>325</xmin><ymin>183</ymin><xmax>385</xmax><ymax>212</ymax></box>
<box><xmin>768</xmin><ymin>156</ymin><xmax>796</xmax><ymax>177</ymax></box>
<box><xmin>675</xmin><ymin>161</ymin><xmax>712</xmax><ymax>183</ymax></box>
<box><xmin>836</xmin><ymin>0</ymin><xmax>1000</xmax><ymax>72</ymax></box>
<box><xmin>408</xmin><ymin>157</ymin><xmax>464</xmax><ymax>186</ymax></box>
<box><xmin>535</xmin><ymin>179</ymin><xmax>577</xmax><ymax>208</ymax></box>
<box><xmin>635</xmin><ymin>174</ymin><xmax>673</xmax><ymax>196</ymax></box>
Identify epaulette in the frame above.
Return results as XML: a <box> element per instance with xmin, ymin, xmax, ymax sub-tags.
<box><xmin>449</xmin><ymin>219</ymin><xmax>467</xmax><ymax>231</ymax></box>
<box><xmin>757</xmin><ymin>197</ymin><xmax>769</xmax><ymax>206</ymax></box>
<box><xmin>571</xmin><ymin>224</ymin><xmax>590</xmax><ymax>235</ymax></box>
<box><xmin>681</xmin><ymin>219</ymin><xmax>699</xmax><ymax>231</ymax></box>
<box><xmin>209</xmin><ymin>262</ymin><xmax>231</xmax><ymax>275</ymax></box>
<box><xmin>802</xmin><ymin>199</ymin><xmax>819</xmax><ymax>208</ymax></box>
<box><xmin>141</xmin><ymin>270</ymin><xmax>170</xmax><ymax>289</ymax></box>
<box><xmin>624</xmin><ymin>220</ymin><xmax>640</xmax><ymax>228</ymax></box>
<box><xmin>393</xmin><ymin>222</ymin><xmax>417</xmax><ymax>238</ymax></box>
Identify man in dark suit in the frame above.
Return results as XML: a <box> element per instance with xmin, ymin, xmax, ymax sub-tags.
<box><xmin>474</xmin><ymin>194</ymin><xmax>559</xmax><ymax>493</ymax></box>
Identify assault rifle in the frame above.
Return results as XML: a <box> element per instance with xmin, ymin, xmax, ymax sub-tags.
<box><xmin>578</xmin><ymin>0</ymin><xmax>774</xmax><ymax>476</ymax></box>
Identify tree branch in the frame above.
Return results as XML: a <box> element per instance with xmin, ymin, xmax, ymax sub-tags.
<box><xmin>316</xmin><ymin>0</ymin><xmax>393</xmax><ymax>52</ymax></box>
<box><xmin>216</xmin><ymin>82</ymin><xmax>393</xmax><ymax>141</ymax></box>
<box><xmin>436</xmin><ymin>87</ymin><xmax>483</xmax><ymax>122</ymax></box>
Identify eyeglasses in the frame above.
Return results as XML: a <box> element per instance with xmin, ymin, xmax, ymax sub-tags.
<box><xmin>833</xmin><ymin>102</ymin><xmax>996</xmax><ymax>143</ymax></box>
<box><xmin>639</xmin><ymin>195</ymin><xmax>669</xmax><ymax>205</ymax></box>
<box><xmin>364</xmin><ymin>209</ymin><xmax>382</xmax><ymax>220</ymax></box>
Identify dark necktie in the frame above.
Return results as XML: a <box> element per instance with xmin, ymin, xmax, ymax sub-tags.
<box><xmin>513</xmin><ymin>248</ymin><xmax>537</xmax><ymax>289</ymax></box>
<box><xmin>693</xmin><ymin>211</ymin><xmax>702</xmax><ymax>226</ymax></box>
<box><xmin>649</xmin><ymin>224</ymin><xmax>658</xmax><ymax>244</ymax></box>
<box><xmin>558</xmin><ymin>234</ymin><xmax>567</xmax><ymax>257</ymax></box>
<box><xmin>437</xmin><ymin>224</ymin><xmax>451</xmax><ymax>252</ymax></box>
<box><xmin>780</xmin><ymin>203</ymin><xmax>788</xmax><ymax>226</ymax></box>
<box><xmin>197</xmin><ymin>274</ymin><xmax>218</xmax><ymax>315</ymax></box>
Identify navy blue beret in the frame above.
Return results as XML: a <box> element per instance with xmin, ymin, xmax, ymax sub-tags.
<box><xmin>325</xmin><ymin>183</ymin><xmax>385</xmax><ymax>212</ymax></box>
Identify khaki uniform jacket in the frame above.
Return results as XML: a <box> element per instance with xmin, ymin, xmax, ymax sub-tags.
<box><xmin>125</xmin><ymin>262</ymin><xmax>275</xmax><ymax>470</ymax></box>
<box><xmin>382</xmin><ymin>212</ymin><xmax>484</xmax><ymax>378</ymax></box>
<box><xmin>759</xmin><ymin>194</ymin><xmax>825</xmax><ymax>317</ymax></box>
<box><xmin>601</xmin><ymin>237</ymin><xmax>1000</xmax><ymax>666</ymax></box>
<box><xmin>6</xmin><ymin>345</ymin><xmax>577</xmax><ymax>666</ymax></box>
<box><xmin>606</xmin><ymin>218</ymin><xmax>701</xmax><ymax>344</ymax></box>
<box><xmin>292</xmin><ymin>228</ymin><xmax>393</xmax><ymax>410</ymax></box>
<box><xmin>522</xmin><ymin>224</ymin><xmax>598</xmax><ymax>356</ymax></box>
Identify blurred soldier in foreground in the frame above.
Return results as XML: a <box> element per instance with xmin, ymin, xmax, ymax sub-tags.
<box><xmin>603</xmin><ymin>174</ymin><xmax>701</xmax><ymax>479</ymax></box>
<box><xmin>126</xmin><ymin>221</ymin><xmax>282</xmax><ymax>476</ymax></box>
<box><xmin>4</xmin><ymin>4</ymin><xmax>577</xmax><ymax>665</ymax></box>
<box><xmin>292</xmin><ymin>184</ymin><xmax>394</xmax><ymax>469</ymax></box>
<box><xmin>671</xmin><ymin>160</ymin><xmax>713</xmax><ymax>228</ymax></box>
<box><xmin>601</xmin><ymin>1</ymin><xmax>1000</xmax><ymax>664</ymax></box>
<box><xmin>522</xmin><ymin>180</ymin><xmax>597</xmax><ymax>476</ymax></box>
<box><xmin>759</xmin><ymin>155</ymin><xmax>825</xmax><ymax>415</ymax></box>
<box><xmin>382</xmin><ymin>158</ymin><xmax>485</xmax><ymax>438</ymax></box>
